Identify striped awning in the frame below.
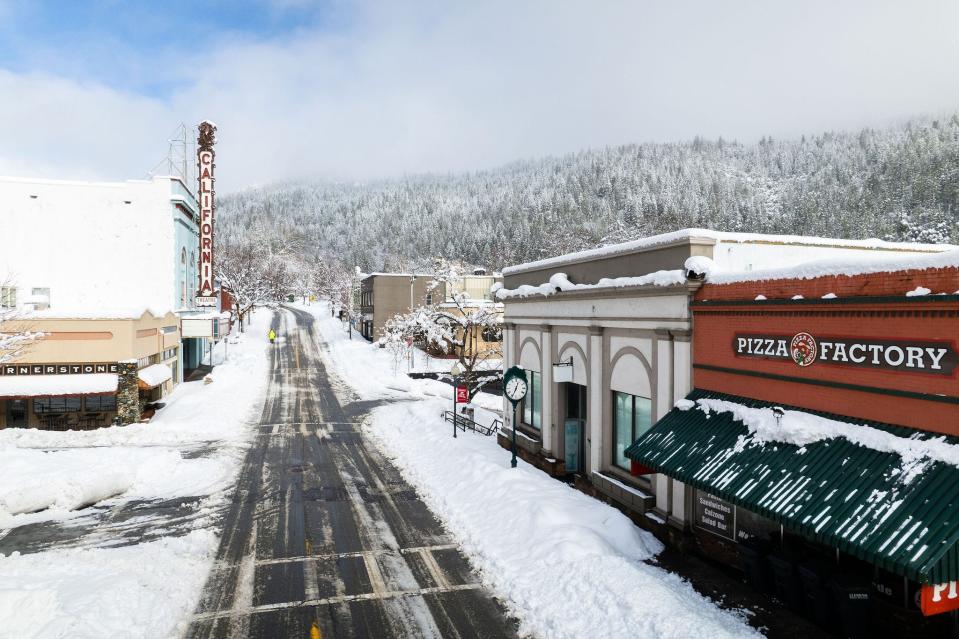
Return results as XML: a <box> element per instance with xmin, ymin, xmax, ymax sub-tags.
<box><xmin>626</xmin><ymin>389</ymin><xmax>959</xmax><ymax>584</ymax></box>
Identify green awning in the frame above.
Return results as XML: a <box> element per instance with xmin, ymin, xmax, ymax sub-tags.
<box><xmin>625</xmin><ymin>389</ymin><xmax>959</xmax><ymax>584</ymax></box>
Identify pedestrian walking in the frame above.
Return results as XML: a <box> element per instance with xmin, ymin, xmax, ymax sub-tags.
<box><xmin>268</xmin><ymin>328</ymin><xmax>276</xmax><ymax>344</ymax></box>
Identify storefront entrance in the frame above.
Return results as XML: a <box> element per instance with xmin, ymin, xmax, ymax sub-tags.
<box><xmin>5</xmin><ymin>399</ymin><xmax>27</xmax><ymax>428</ymax></box>
<box><xmin>564</xmin><ymin>383</ymin><xmax>587</xmax><ymax>473</ymax></box>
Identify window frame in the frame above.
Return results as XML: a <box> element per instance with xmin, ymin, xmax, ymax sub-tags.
<box><xmin>612</xmin><ymin>390</ymin><xmax>653</xmax><ymax>471</ymax></box>
<box><xmin>521</xmin><ymin>370</ymin><xmax>542</xmax><ymax>431</ymax></box>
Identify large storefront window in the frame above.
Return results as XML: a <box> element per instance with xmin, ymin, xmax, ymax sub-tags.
<box><xmin>522</xmin><ymin>371</ymin><xmax>542</xmax><ymax>430</ymax></box>
<box><xmin>85</xmin><ymin>395</ymin><xmax>117</xmax><ymax>411</ymax></box>
<box><xmin>34</xmin><ymin>397</ymin><xmax>82</xmax><ymax>414</ymax></box>
<box><xmin>613</xmin><ymin>391</ymin><xmax>652</xmax><ymax>470</ymax></box>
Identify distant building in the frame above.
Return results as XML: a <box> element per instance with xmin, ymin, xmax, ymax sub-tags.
<box><xmin>359</xmin><ymin>272</ymin><xmax>502</xmax><ymax>342</ymax></box>
<box><xmin>0</xmin><ymin>174</ymin><xmax>211</xmax><ymax>428</ymax></box>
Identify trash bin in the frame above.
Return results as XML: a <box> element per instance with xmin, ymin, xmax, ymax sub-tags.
<box><xmin>798</xmin><ymin>560</ymin><xmax>833</xmax><ymax>627</ymax></box>
<box><xmin>737</xmin><ymin>539</ymin><xmax>771</xmax><ymax>592</ymax></box>
<box><xmin>768</xmin><ymin>552</ymin><xmax>804</xmax><ymax>612</ymax></box>
<box><xmin>830</xmin><ymin>574</ymin><xmax>871</xmax><ymax>638</ymax></box>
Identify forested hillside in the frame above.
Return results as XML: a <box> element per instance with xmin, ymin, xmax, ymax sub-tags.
<box><xmin>218</xmin><ymin>114</ymin><xmax>959</xmax><ymax>272</ymax></box>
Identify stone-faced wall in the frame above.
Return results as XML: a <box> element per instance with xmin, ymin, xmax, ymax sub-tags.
<box><xmin>116</xmin><ymin>361</ymin><xmax>141</xmax><ymax>425</ymax></box>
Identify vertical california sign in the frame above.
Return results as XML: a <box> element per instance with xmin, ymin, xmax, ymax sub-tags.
<box><xmin>195</xmin><ymin>120</ymin><xmax>218</xmax><ymax>307</ymax></box>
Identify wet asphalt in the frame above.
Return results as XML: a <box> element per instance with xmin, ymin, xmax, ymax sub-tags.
<box><xmin>185</xmin><ymin>307</ymin><xmax>518</xmax><ymax>638</ymax></box>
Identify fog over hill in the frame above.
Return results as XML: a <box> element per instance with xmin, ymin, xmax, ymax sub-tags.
<box><xmin>218</xmin><ymin>113</ymin><xmax>959</xmax><ymax>272</ymax></box>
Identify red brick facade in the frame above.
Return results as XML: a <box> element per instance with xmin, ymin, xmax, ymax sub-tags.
<box><xmin>693</xmin><ymin>267</ymin><xmax>959</xmax><ymax>436</ymax></box>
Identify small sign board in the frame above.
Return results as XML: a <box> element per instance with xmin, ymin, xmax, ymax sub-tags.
<box><xmin>694</xmin><ymin>491</ymin><xmax>736</xmax><ymax>542</ymax></box>
<box><xmin>455</xmin><ymin>386</ymin><xmax>468</xmax><ymax>403</ymax></box>
<box><xmin>921</xmin><ymin>581</ymin><xmax>959</xmax><ymax>616</ymax></box>
<box><xmin>195</xmin><ymin>295</ymin><xmax>217</xmax><ymax>307</ymax></box>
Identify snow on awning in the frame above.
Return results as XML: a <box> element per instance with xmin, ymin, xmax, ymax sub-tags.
<box><xmin>137</xmin><ymin>364</ymin><xmax>172</xmax><ymax>390</ymax></box>
<box><xmin>626</xmin><ymin>389</ymin><xmax>959</xmax><ymax>585</ymax></box>
<box><xmin>0</xmin><ymin>373</ymin><xmax>118</xmax><ymax>398</ymax></box>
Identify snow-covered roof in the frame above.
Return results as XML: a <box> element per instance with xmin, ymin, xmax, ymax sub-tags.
<box><xmin>138</xmin><ymin>364</ymin><xmax>172</xmax><ymax>388</ymax></box>
<box><xmin>503</xmin><ymin>228</ymin><xmax>956</xmax><ymax>276</ymax></box>
<box><xmin>704</xmin><ymin>248</ymin><xmax>959</xmax><ymax>285</ymax></box>
<box><xmin>0</xmin><ymin>373</ymin><xmax>118</xmax><ymax>398</ymax></box>
<box><xmin>495</xmin><ymin>270</ymin><xmax>687</xmax><ymax>300</ymax></box>
<box><xmin>24</xmin><ymin>308</ymin><xmax>173</xmax><ymax>321</ymax></box>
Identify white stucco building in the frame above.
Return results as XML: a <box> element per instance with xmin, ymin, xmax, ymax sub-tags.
<box><xmin>496</xmin><ymin>228</ymin><xmax>953</xmax><ymax>530</ymax></box>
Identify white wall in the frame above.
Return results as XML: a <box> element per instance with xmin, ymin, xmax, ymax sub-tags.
<box><xmin>0</xmin><ymin>176</ymin><xmax>179</xmax><ymax>314</ymax></box>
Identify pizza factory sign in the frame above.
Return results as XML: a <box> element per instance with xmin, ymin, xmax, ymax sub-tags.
<box><xmin>1</xmin><ymin>362</ymin><xmax>119</xmax><ymax>376</ymax></box>
<box><xmin>734</xmin><ymin>333</ymin><xmax>959</xmax><ymax>375</ymax></box>
<box><xmin>195</xmin><ymin>120</ymin><xmax>218</xmax><ymax>308</ymax></box>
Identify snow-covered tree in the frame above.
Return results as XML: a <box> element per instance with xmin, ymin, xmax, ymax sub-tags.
<box><xmin>382</xmin><ymin>262</ymin><xmax>502</xmax><ymax>400</ymax></box>
<box><xmin>216</xmin><ymin>239</ymin><xmax>273</xmax><ymax>329</ymax></box>
<box><xmin>0</xmin><ymin>280</ymin><xmax>42</xmax><ymax>363</ymax></box>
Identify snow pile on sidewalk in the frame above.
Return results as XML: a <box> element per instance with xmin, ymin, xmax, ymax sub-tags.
<box><xmin>0</xmin><ymin>530</ymin><xmax>214</xmax><ymax>639</ymax></box>
<box><xmin>0</xmin><ymin>309</ymin><xmax>273</xmax><ymax>639</ymax></box>
<box><xmin>366</xmin><ymin>400</ymin><xmax>759</xmax><ymax>639</ymax></box>
<box><xmin>308</xmin><ymin>303</ymin><xmax>760</xmax><ymax>639</ymax></box>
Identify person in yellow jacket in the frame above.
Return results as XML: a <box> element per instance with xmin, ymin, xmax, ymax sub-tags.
<box><xmin>268</xmin><ymin>328</ymin><xmax>276</xmax><ymax>344</ymax></box>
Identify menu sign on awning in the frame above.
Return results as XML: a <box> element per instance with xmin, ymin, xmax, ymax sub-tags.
<box><xmin>694</xmin><ymin>491</ymin><xmax>735</xmax><ymax>541</ymax></box>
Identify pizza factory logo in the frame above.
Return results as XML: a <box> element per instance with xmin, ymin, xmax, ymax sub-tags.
<box><xmin>734</xmin><ymin>333</ymin><xmax>959</xmax><ymax>376</ymax></box>
<box><xmin>789</xmin><ymin>333</ymin><xmax>817</xmax><ymax>367</ymax></box>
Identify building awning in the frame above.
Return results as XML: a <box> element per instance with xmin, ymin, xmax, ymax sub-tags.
<box><xmin>626</xmin><ymin>389</ymin><xmax>959</xmax><ymax>585</ymax></box>
<box><xmin>0</xmin><ymin>373</ymin><xmax>118</xmax><ymax>398</ymax></box>
<box><xmin>137</xmin><ymin>363</ymin><xmax>173</xmax><ymax>390</ymax></box>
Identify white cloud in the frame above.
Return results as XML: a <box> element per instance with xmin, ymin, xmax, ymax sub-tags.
<box><xmin>2</xmin><ymin>0</ymin><xmax>959</xmax><ymax>191</ymax></box>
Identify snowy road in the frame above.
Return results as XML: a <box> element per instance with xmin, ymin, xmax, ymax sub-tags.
<box><xmin>187</xmin><ymin>308</ymin><xmax>517</xmax><ymax>638</ymax></box>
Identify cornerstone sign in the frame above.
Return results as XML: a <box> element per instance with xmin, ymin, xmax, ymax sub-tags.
<box><xmin>195</xmin><ymin>120</ymin><xmax>217</xmax><ymax>307</ymax></box>
<box><xmin>734</xmin><ymin>332</ymin><xmax>959</xmax><ymax>375</ymax></box>
<box><xmin>1</xmin><ymin>362</ymin><xmax>119</xmax><ymax>376</ymax></box>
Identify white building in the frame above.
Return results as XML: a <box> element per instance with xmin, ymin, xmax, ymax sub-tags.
<box><xmin>0</xmin><ymin>174</ymin><xmax>207</xmax><ymax>376</ymax></box>
<box><xmin>496</xmin><ymin>228</ymin><xmax>954</xmax><ymax>529</ymax></box>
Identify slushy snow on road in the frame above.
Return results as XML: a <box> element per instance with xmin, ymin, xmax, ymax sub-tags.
<box><xmin>0</xmin><ymin>309</ymin><xmax>273</xmax><ymax>639</ymax></box>
<box><xmin>311</xmin><ymin>304</ymin><xmax>761</xmax><ymax>639</ymax></box>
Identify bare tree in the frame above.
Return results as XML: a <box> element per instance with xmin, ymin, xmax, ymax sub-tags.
<box><xmin>216</xmin><ymin>239</ymin><xmax>272</xmax><ymax>330</ymax></box>
<box><xmin>0</xmin><ymin>279</ymin><xmax>42</xmax><ymax>363</ymax></box>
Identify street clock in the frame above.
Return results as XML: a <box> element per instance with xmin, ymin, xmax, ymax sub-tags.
<box><xmin>502</xmin><ymin>365</ymin><xmax>529</xmax><ymax>469</ymax></box>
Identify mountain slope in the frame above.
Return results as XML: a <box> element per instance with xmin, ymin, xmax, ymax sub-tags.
<box><xmin>218</xmin><ymin>114</ymin><xmax>959</xmax><ymax>271</ymax></box>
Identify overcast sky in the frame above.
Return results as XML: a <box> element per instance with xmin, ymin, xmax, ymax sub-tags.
<box><xmin>1</xmin><ymin>0</ymin><xmax>958</xmax><ymax>192</ymax></box>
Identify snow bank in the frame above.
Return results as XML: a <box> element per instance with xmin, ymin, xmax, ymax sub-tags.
<box><xmin>694</xmin><ymin>398</ymin><xmax>959</xmax><ymax>479</ymax></box>
<box><xmin>366</xmin><ymin>400</ymin><xmax>759</xmax><ymax>639</ymax></box>
<box><xmin>0</xmin><ymin>530</ymin><xmax>216</xmax><ymax>639</ymax></box>
<box><xmin>495</xmin><ymin>270</ymin><xmax>686</xmax><ymax>300</ymax></box>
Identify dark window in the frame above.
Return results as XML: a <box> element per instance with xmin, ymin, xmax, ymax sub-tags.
<box><xmin>482</xmin><ymin>325</ymin><xmax>502</xmax><ymax>342</ymax></box>
<box><xmin>34</xmin><ymin>397</ymin><xmax>82</xmax><ymax>414</ymax></box>
<box><xmin>522</xmin><ymin>371</ymin><xmax>542</xmax><ymax>430</ymax></box>
<box><xmin>84</xmin><ymin>395</ymin><xmax>117</xmax><ymax>411</ymax></box>
<box><xmin>612</xmin><ymin>391</ymin><xmax>652</xmax><ymax>470</ymax></box>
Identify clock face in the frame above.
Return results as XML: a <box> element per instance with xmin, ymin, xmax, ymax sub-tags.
<box><xmin>505</xmin><ymin>377</ymin><xmax>528</xmax><ymax>401</ymax></box>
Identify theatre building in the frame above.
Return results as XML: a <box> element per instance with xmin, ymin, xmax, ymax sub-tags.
<box><xmin>0</xmin><ymin>310</ymin><xmax>180</xmax><ymax>430</ymax></box>
<box><xmin>626</xmin><ymin>252</ymin><xmax>959</xmax><ymax>635</ymax></box>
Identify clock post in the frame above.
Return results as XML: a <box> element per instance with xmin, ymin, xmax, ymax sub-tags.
<box><xmin>502</xmin><ymin>365</ymin><xmax>529</xmax><ymax>469</ymax></box>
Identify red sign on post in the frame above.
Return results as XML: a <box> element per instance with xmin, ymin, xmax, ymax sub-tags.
<box><xmin>455</xmin><ymin>386</ymin><xmax>468</xmax><ymax>403</ymax></box>
<box><xmin>921</xmin><ymin>581</ymin><xmax>959</xmax><ymax>616</ymax></box>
